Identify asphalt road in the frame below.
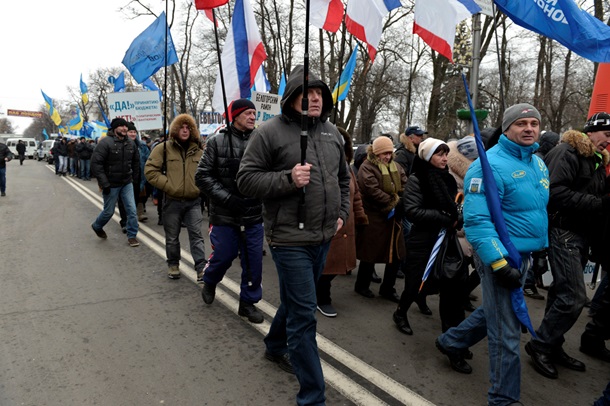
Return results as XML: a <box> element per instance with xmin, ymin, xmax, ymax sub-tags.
<box><xmin>0</xmin><ymin>159</ymin><xmax>607</xmax><ymax>406</ymax></box>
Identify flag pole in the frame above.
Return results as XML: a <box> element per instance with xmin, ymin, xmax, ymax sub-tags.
<box><xmin>332</xmin><ymin>24</ymin><xmax>348</xmax><ymax>124</ymax></box>
<box><xmin>298</xmin><ymin>0</ymin><xmax>311</xmax><ymax>230</ymax></box>
<box><xmin>163</xmin><ymin>4</ymin><xmax>169</xmax><ymax>136</ymax></box>
<box><xmin>212</xmin><ymin>8</ymin><xmax>231</xmax><ymax>127</ymax></box>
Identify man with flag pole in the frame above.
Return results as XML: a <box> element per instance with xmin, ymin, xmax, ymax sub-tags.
<box><xmin>436</xmin><ymin>103</ymin><xmax>549</xmax><ymax>406</ymax></box>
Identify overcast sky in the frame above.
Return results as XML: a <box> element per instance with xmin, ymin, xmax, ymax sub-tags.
<box><xmin>0</xmin><ymin>0</ymin><xmax>161</xmax><ymax>131</ymax></box>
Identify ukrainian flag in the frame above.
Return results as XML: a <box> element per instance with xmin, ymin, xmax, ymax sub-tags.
<box><xmin>68</xmin><ymin>107</ymin><xmax>83</xmax><ymax>131</ymax></box>
<box><xmin>332</xmin><ymin>44</ymin><xmax>359</xmax><ymax>103</ymax></box>
<box><xmin>80</xmin><ymin>74</ymin><xmax>89</xmax><ymax>105</ymax></box>
<box><xmin>41</xmin><ymin>90</ymin><xmax>62</xmax><ymax>125</ymax></box>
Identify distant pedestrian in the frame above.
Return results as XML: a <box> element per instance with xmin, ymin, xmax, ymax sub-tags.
<box><xmin>75</xmin><ymin>137</ymin><xmax>94</xmax><ymax>181</ymax></box>
<box><xmin>90</xmin><ymin>118</ymin><xmax>140</xmax><ymax>247</ymax></box>
<box><xmin>16</xmin><ymin>140</ymin><xmax>26</xmax><ymax>165</ymax></box>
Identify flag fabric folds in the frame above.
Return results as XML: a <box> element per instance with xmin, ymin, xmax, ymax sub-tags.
<box><xmin>311</xmin><ymin>0</ymin><xmax>345</xmax><ymax>33</ymax></box>
<box><xmin>68</xmin><ymin>107</ymin><xmax>83</xmax><ymax>132</ymax></box>
<box><xmin>345</xmin><ymin>0</ymin><xmax>402</xmax><ymax>60</ymax></box>
<box><xmin>461</xmin><ymin>74</ymin><xmax>537</xmax><ymax>337</ymax></box>
<box><xmin>332</xmin><ymin>44</ymin><xmax>359</xmax><ymax>103</ymax></box>
<box><xmin>278</xmin><ymin>72</ymin><xmax>287</xmax><ymax>96</ymax></box>
<box><xmin>96</xmin><ymin>101</ymin><xmax>111</xmax><ymax>128</ymax></box>
<box><xmin>194</xmin><ymin>0</ymin><xmax>229</xmax><ymax>9</ymax></box>
<box><xmin>41</xmin><ymin>90</ymin><xmax>61</xmax><ymax>126</ymax></box>
<box><xmin>252</xmin><ymin>65</ymin><xmax>271</xmax><ymax>93</ymax></box>
<box><xmin>122</xmin><ymin>11</ymin><xmax>179</xmax><ymax>84</ymax></box>
<box><xmin>110</xmin><ymin>72</ymin><xmax>126</xmax><ymax>93</ymax></box>
<box><xmin>42</xmin><ymin>128</ymin><xmax>49</xmax><ymax>140</ymax></box>
<box><xmin>80</xmin><ymin>74</ymin><xmax>89</xmax><ymax>105</ymax></box>
<box><xmin>212</xmin><ymin>0</ymin><xmax>267</xmax><ymax>112</ymax></box>
<box><xmin>414</xmin><ymin>0</ymin><xmax>481</xmax><ymax>62</ymax></box>
<box><xmin>143</xmin><ymin>77</ymin><xmax>163</xmax><ymax>100</ymax></box>
<box><xmin>495</xmin><ymin>0</ymin><xmax>610</xmax><ymax>63</ymax></box>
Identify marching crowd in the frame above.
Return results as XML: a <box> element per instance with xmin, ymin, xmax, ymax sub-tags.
<box><xmin>13</xmin><ymin>66</ymin><xmax>609</xmax><ymax>406</ymax></box>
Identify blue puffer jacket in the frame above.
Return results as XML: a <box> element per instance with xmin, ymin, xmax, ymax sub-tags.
<box><xmin>463</xmin><ymin>135</ymin><xmax>549</xmax><ymax>266</ymax></box>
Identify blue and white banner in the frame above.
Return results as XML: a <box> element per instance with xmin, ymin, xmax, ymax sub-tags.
<box><xmin>494</xmin><ymin>0</ymin><xmax>610</xmax><ymax>62</ymax></box>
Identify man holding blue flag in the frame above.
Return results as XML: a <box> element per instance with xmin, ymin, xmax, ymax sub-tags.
<box><xmin>525</xmin><ymin>112</ymin><xmax>610</xmax><ymax>379</ymax></box>
<box><xmin>436</xmin><ymin>104</ymin><xmax>549</xmax><ymax>406</ymax></box>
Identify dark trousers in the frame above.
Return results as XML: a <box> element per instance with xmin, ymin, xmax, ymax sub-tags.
<box><xmin>356</xmin><ymin>261</ymin><xmax>399</xmax><ymax>294</ymax></box>
<box><xmin>316</xmin><ymin>274</ymin><xmax>336</xmax><ymax>305</ymax></box>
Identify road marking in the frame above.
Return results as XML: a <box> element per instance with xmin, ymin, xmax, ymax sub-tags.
<box><xmin>54</xmin><ymin>167</ymin><xmax>435</xmax><ymax>406</ymax></box>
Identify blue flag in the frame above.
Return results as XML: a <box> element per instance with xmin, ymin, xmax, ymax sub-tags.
<box><xmin>122</xmin><ymin>11</ymin><xmax>179</xmax><ymax>83</ymax></box>
<box><xmin>42</xmin><ymin>128</ymin><xmax>49</xmax><ymax>140</ymax></box>
<box><xmin>278</xmin><ymin>72</ymin><xmax>286</xmax><ymax>96</ymax></box>
<box><xmin>96</xmin><ymin>101</ymin><xmax>111</xmax><ymax>128</ymax></box>
<box><xmin>142</xmin><ymin>77</ymin><xmax>162</xmax><ymax>101</ymax></box>
<box><xmin>108</xmin><ymin>72</ymin><xmax>126</xmax><ymax>93</ymax></box>
<box><xmin>495</xmin><ymin>0</ymin><xmax>610</xmax><ymax>62</ymax></box>
<box><xmin>461</xmin><ymin>74</ymin><xmax>537</xmax><ymax>338</ymax></box>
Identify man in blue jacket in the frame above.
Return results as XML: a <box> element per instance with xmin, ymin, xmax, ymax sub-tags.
<box><xmin>436</xmin><ymin>103</ymin><xmax>549</xmax><ymax>406</ymax></box>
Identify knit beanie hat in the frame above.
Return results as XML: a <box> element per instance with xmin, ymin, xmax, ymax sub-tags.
<box><xmin>418</xmin><ymin>138</ymin><xmax>446</xmax><ymax>162</ymax></box>
<box><xmin>110</xmin><ymin>117</ymin><xmax>129</xmax><ymax>131</ymax></box>
<box><xmin>501</xmin><ymin>103</ymin><xmax>541</xmax><ymax>133</ymax></box>
<box><xmin>126</xmin><ymin>122</ymin><xmax>137</xmax><ymax>132</ymax></box>
<box><xmin>372</xmin><ymin>136</ymin><xmax>394</xmax><ymax>155</ymax></box>
<box><xmin>230</xmin><ymin>98</ymin><xmax>256</xmax><ymax>121</ymax></box>
<box><xmin>456</xmin><ymin>136</ymin><xmax>478</xmax><ymax>160</ymax></box>
<box><xmin>583</xmin><ymin>112</ymin><xmax>610</xmax><ymax>133</ymax></box>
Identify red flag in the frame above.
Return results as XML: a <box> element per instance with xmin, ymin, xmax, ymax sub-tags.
<box><xmin>204</xmin><ymin>9</ymin><xmax>217</xmax><ymax>25</ymax></box>
<box><xmin>194</xmin><ymin>0</ymin><xmax>229</xmax><ymax>10</ymax></box>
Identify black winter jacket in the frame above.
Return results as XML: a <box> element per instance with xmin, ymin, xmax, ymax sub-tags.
<box><xmin>75</xmin><ymin>142</ymin><xmax>94</xmax><ymax>160</ymax></box>
<box><xmin>0</xmin><ymin>143</ymin><xmax>13</xmax><ymax>168</ymax></box>
<box><xmin>545</xmin><ymin>130</ymin><xmax>610</xmax><ymax>244</ymax></box>
<box><xmin>91</xmin><ymin>131</ymin><xmax>140</xmax><ymax>188</ymax></box>
<box><xmin>196</xmin><ymin>124</ymin><xmax>262</xmax><ymax>227</ymax></box>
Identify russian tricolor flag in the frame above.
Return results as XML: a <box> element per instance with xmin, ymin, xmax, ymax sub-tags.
<box><xmin>212</xmin><ymin>0</ymin><xmax>267</xmax><ymax>112</ymax></box>
<box><xmin>414</xmin><ymin>0</ymin><xmax>481</xmax><ymax>62</ymax></box>
<box><xmin>345</xmin><ymin>0</ymin><xmax>402</xmax><ymax>61</ymax></box>
<box><xmin>311</xmin><ymin>0</ymin><xmax>345</xmax><ymax>33</ymax></box>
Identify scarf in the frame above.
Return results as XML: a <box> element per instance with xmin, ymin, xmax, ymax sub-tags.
<box><xmin>377</xmin><ymin>160</ymin><xmax>402</xmax><ymax>195</ymax></box>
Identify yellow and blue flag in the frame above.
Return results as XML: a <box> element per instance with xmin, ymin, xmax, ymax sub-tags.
<box><xmin>68</xmin><ymin>107</ymin><xmax>83</xmax><ymax>131</ymax></box>
<box><xmin>41</xmin><ymin>90</ymin><xmax>62</xmax><ymax>126</ymax></box>
<box><xmin>332</xmin><ymin>44</ymin><xmax>358</xmax><ymax>103</ymax></box>
<box><xmin>80</xmin><ymin>74</ymin><xmax>89</xmax><ymax>105</ymax></box>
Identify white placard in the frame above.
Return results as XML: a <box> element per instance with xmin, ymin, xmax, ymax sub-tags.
<box><xmin>474</xmin><ymin>0</ymin><xmax>494</xmax><ymax>17</ymax></box>
<box><xmin>251</xmin><ymin>91</ymin><xmax>281</xmax><ymax>127</ymax></box>
<box><xmin>108</xmin><ymin>91</ymin><xmax>163</xmax><ymax>131</ymax></box>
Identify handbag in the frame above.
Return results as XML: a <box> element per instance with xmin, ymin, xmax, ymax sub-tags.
<box><xmin>432</xmin><ymin>228</ymin><xmax>467</xmax><ymax>282</ymax></box>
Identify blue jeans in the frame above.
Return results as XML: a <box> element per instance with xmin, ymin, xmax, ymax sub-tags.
<box><xmin>92</xmin><ymin>183</ymin><xmax>138</xmax><ymax>238</ymax></box>
<box><xmin>69</xmin><ymin>157</ymin><xmax>77</xmax><ymax>175</ymax></box>
<box><xmin>530</xmin><ymin>227</ymin><xmax>587</xmax><ymax>353</ymax></box>
<box><xmin>162</xmin><ymin>197</ymin><xmax>207</xmax><ymax>272</ymax></box>
<box><xmin>265</xmin><ymin>243</ymin><xmax>330</xmax><ymax>406</ymax></box>
<box><xmin>0</xmin><ymin>167</ymin><xmax>5</xmax><ymax>193</ymax></box>
<box><xmin>58</xmin><ymin>156</ymin><xmax>68</xmax><ymax>173</ymax></box>
<box><xmin>438</xmin><ymin>254</ymin><xmax>529</xmax><ymax>406</ymax></box>
<box><xmin>79</xmin><ymin>159</ymin><xmax>91</xmax><ymax>180</ymax></box>
<box><xmin>595</xmin><ymin>381</ymin><xmax>610</xmax><ymax>406</ymax></box>
<box><xmin>202</xmin><ymin>223</ymin><xmax>264</xmax><ymax>304</ymax></box>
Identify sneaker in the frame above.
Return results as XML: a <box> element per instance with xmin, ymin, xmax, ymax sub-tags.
<box><xmin>168</xmin><ymin>265</ymin><xmax>181</xmax><ymax>279</ymax></box>
<box><xmin>128</xmin><ymin>238</ymin><xmax>140</xmax><ymax>247</ymax></box>
<box><xmin>523</xmin><ymin>285</ymin><xmax>544</xmax><ymax>300</ymax></box>
<box><xmin>238</xmin><ymin>301</ymin><xmax>264</xmax><ymax>324</ymax></box>
<box><xmin>265</xmin><ymin>351</ymin><xmax>294</xmax><ymax>374</ymax></box>
<box><xmin>196</xmin><ymin>270</ymin><xmax>204</xmax><ymax>283</ymax></box>
<box><xmin>201</xmin><ymin>282</ymin><xmax>215</xmax><ymax>304</ymax></box>
<box><xmin>317</xmin><ymin>303</ymin><xmax>337</xmax><ymax>318</ymax></box>
<box><xmin>91</xmin><ymin>224</ymin><xmax>107</xmax><ymax>239</ymax></box>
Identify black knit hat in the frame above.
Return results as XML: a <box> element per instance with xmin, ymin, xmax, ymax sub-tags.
<box><xmin>110</xmin><ymin>117</ymin><xmax>129</xmax><ymax>130</ymax></box>
<box><xmin>229</xmin><ymin>98</ymin><xmax>256</xmax><ymax>122</ymax></box>
<box><xmin>584</xmin><ymin>112</ymin><xmax>610</xmax><ymax>133</ymax></box>
<box><xmin>126</xmin><ymin>122</ymin><xmax>137</xmax><ymax>132</ymax></box>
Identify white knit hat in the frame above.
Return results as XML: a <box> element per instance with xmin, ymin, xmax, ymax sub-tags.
<box><xmin>418</xmin><ymin>138</ymin><xmax>446</xmax><ymax>162</ymax></box>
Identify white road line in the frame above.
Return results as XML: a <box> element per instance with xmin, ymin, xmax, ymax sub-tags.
<box><xmin>55</xmin><ymin>167</ymin><xmax>435</xmax><ymax>406</ymax></box>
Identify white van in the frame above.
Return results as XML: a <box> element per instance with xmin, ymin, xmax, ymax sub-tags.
<box><xmin>6</xmin><ymin>138</ymin><xmax>37</xmax><ymax>159</ymax></box>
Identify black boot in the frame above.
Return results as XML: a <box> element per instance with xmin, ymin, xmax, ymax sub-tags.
<box><xmin>393</xmin><ymin>310</ymin><xmax>413</xmax><ymax>335</ymax></box>
<box><xmin>580</xmin><ymin>332</ymin><xmax>610</xmax><ymax>363</ymax></box>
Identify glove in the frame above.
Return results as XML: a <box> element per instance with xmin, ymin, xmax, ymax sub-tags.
<box><xmin>102</xmin><ymin>187</ymin><xmax>111</xmax><ymax>195</ymax></box>
<box><xmin>602</xmin><ymin>195</ymin><xmax>610</xmax><ymax>211</ymax></box>
<box><xmin>493</xmin><ymin>262</ymin><xmax>522</xmax><ymax>290</ymax></box>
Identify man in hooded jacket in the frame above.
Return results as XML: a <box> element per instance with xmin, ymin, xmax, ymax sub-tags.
<box><xmin>237</xmin><ymin>66</ymin><xmax>350</xmax><ymax>406</ymax></box>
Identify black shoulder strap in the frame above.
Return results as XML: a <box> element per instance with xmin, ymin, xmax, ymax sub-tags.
<box><xmin>161</xmin><ymin>141</ymin><xmax>167</xmax><ymax>175</ymax></box>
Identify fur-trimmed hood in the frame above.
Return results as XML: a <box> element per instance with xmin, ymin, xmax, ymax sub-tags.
<box><xmin>169</xmin><ymin>114</ymin><xmax>200</xmax><ymax>145</ymax></box>
<box><xmin>447</xmin><ymin>140</ymin><xmax>474</xmax><ymax>182</ymax></box>
<box><xmin>398</xmin><ymin>133</ymin><xmax>417</xmax><ymax>154</ymax></box>
<box><xmin>561</xmin><ymin>130</ymin><xmax>610</xmax><ymax>165</ymax></box>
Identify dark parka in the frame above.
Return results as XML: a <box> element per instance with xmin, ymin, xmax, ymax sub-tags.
<box><xmin>196</xmin><ymin>123</ymin><xmax>262</xmax><ymax>227</ymax></box>
<box><xmin>91</xmin><ymin>130</ymin><xmax>140</xmax><ymax>189</ymax></box>
<box><xmin>75</xmin><ymin>140</ymin><xmax>94</xmax><ymax>160</ymax></box>
<box><xmin>236</xmin><ymin>65</ymin><xmax>350</xmax><ymax>247</ymax></box>
<box><xmin>0</xmin><ymin>143</ymin><xmax>13</xmax><ymax>168</ymax></box>
<box><xmin>545</xmin><ymin>130</ymin><xmax>610</xmax><ymax>256</ymax></box>
<box><xmin>145</xmin><ymin>114</ymin><xmax>203</xmax><ymax>200</ymax></box>
<box><xmin>356</xmin><ymin>146</ymin><xmax>407</xmax><ymax>263</ymax></box>
<box><xmin>394</xmin><ymin>134</ymin><xmax>417</xmax><ymax>176</ymax></box>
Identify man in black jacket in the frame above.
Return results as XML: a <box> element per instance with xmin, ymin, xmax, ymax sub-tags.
<box><xmin>75</xmin><ymin>137</ymin><xmax>94</xmax><ymax>180</ymax></box>
<box><xmin>525</xmin><ymin>112</ymin><xmax>610</xmax><ymax>379</ymax></box>
<box><xmin>196</xmin><ymin>99</ymin><xmax>264</xmax><ymax>324</ymax></box>
<box><xmin>90</xmin><ymin>118</ymin><xmax>140</xmax><ymax>247</ymax></box>
<box><xmin>0</xmin><ymin>142</ymin><xmax>13</xmax><ymax>196</ymax></box>
<box><xmin>16</xmin><ymin>140</ymin><xmax>26</xmax><ymax>165</ymax></box>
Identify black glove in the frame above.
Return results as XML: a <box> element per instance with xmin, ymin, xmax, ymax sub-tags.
<box><xmin>602</xmin><ymin>195</ymin><xmax>610</xmax><ymax>211</ymax></box>
<box><xmin>227</xmin><ymin>195</ymin><xmax>248</xmax><ymax>212</ymax></box>
<box><xmin>494</xmin><ymin>263</ymin><xmax>522</xmax><ymax>290</ymax></box>
<box><xmin>531</xmin><ymin>250</ymin><xmax>549</xmax><ymax>278</ymax></box>
<box><xmin>102</xmin><ymin>187</ymin><xmax>111</xmax><ymax>195</ymax></box>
